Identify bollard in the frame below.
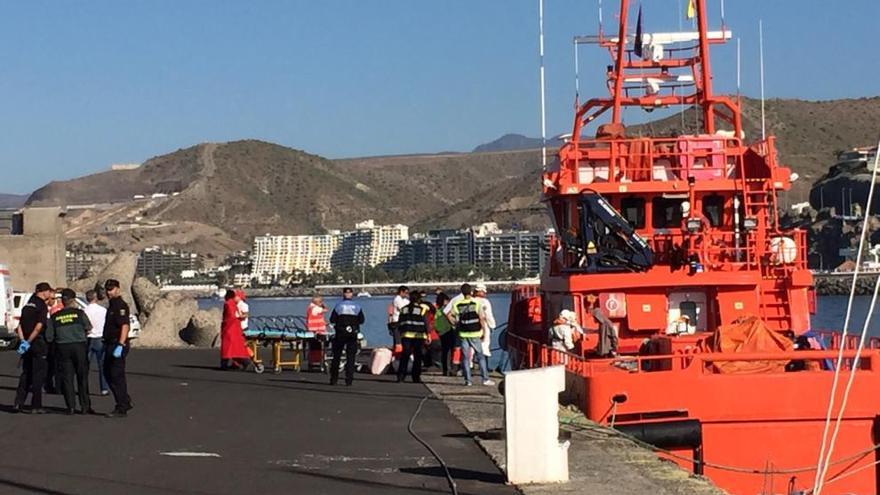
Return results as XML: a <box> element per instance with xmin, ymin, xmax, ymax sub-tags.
<box><xmin>504</xmin><ymin>365</ymin><xmax>569</xmax><ymax>484</ymax></box>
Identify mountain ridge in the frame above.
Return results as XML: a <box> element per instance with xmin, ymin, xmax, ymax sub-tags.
<box><xmin>27</xmin><ymin>95</ymin><xmax>880</xmax><ymax>256</ymax></box>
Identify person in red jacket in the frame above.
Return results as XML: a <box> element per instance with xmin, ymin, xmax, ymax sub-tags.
<box><xmin>220</xmin><ymin>290</ymin><xmax>253</xmax><ymax>370</ymax></box>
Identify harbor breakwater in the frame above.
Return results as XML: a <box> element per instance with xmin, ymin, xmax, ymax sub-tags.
<box><xmin>814</xmin><ymin>272</ymin><xmax>879</xmax><ymax>295</ymax></box>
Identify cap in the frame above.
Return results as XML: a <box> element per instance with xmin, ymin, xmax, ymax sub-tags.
<box><xmin>35</xmin><ymin>282</ymin><xmax>54</xmax><ymax>293</ymax></box>
<box><xmin>61</xmin><ymin>288</ymin><xmax>77</xmax><ymax>301</ymax></box>
<box><xmin>475</xmin><ymin>283</ymin><xmax>488</xmax><ymax>293</ymax></box>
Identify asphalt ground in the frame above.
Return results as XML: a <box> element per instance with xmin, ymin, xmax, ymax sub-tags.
<box><xmin>0</xmin><ymin>349</ymin><xmax>518</xmax><ymax>495</ymax></box>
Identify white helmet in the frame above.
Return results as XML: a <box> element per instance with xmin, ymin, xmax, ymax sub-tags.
<box><xmin>681</xmin><ymin>201</ymin><xmax>691</xmax><ymax>214</ymax></box>
<box><xmin>559</xmin><ymin>309</ymin><xmax>578</xmax><ymax>324</ymax></box>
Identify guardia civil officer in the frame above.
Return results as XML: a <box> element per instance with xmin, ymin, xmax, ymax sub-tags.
<box><xmin>396</xmin><ymin>291</ymin><xmax>431</xmax><ymax>383</ymax></box>
<box><xmin>13</xmin><ymin>282</ymin><xmax>54</xmax><ymax>414</ymax></box>
<box><xmin>328</xmin><ymin>287</ymin><xmax>364</xmax><ymax>386</ymax></box>
<box><xmin>47</xmin><ymin>288</ymin><xmax>94</xmax><ymax>415</ymax></box>
<box><xmin>103</xmin><ymin>279</ymin><xmax>133</xmax><ymax>418</ymax></box>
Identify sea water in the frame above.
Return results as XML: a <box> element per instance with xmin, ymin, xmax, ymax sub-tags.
<box><xmin>200</xmin><ymin>294</ymin><xmax>880</xmax><ymax>368</ymax></box>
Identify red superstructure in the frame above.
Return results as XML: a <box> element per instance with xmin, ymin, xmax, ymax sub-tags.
<box><xmin>507</xmin><ymin>1</ymin><xmax>880</xmax><ymax>493</ymax></box>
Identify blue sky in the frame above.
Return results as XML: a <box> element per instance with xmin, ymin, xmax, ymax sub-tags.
<box><xmin>1</xmin><ymin>0</ymin><xmax>877</xmax><ymax>193</ymax></box>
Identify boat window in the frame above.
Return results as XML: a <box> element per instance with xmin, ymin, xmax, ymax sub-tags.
<box><xmin>652</xmin><ymin>197</ymin><xmax>684</xmax><ymax>229</ymax></box>
<box><xmin>679</xmin><ymin>301</ymin><xmax>698</xmax><ymax>326</ymax></box>
<box><xmin>621</xmin><ymin>197</ymin><xmax>646</xmax><ymax>229</ymax></box>
<box><xmin>702</xmin><ymin>195</ymin><xmax>724</xmax><ymax>227</ymax></box>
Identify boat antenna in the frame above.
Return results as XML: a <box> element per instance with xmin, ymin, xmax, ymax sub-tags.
<box><xmin>720</xmin><ymin>0</ymin><xmax>726</xmax><ymax>27</ymax></box>
<box><xmin>574</xmin><ymin>38</ymin><xmax>580</xmax><ymax>108</ymax></box>
<box><xmin>736</xmin><ymin>37</ymin><xmax>741</xmax><ymax>98</ymax></box>
<box><xmin>539</xmin><ymin>0</ymin><xmax>548</xmax><ymax>169</ymax></box>
<box><xmin>759</xmin><ymin>19</ymin><xmax>766</xmax><ymax>140</ymax></box>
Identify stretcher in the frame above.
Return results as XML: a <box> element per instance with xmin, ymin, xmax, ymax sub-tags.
<box><xmin>244</xmin><ymin>316</ymin><xmax>317</xmax><ymax>374</ymax></box>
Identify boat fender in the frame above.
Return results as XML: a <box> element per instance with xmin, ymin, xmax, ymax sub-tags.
<box><xmin>615</xmin><ymin>419</ymin><xmax>703</xmax><ymax>474</ymax></box>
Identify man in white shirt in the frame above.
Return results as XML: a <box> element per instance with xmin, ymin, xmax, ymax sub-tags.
<box><xmin>388</xmin><ymin>285</ymin><xmax>409</xmax><ymax>351</ymax></box>
<box><xmin>474</xmin><ymin>284</ymin><xmax>495</xmax><ymax>357</ymax></box>
<box><xmin>83</xmin><ymin>290</ymin><xmax>109</xmax><ymax>395</ymax></box>
<box><xmin>235</xmin><ymin>289</ymin><xmax>249</xmax><ymax>331</ymax></box>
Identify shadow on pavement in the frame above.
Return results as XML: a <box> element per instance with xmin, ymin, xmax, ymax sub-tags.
<box><xmin>279</xmin><ymin>467</ymin><xmax>487</xmax><ymax>495</ymax></box>
<box><xmin>400</xmin><ymin>466</ymin><xmax>506</xmax><ymax>484</ymax></box>
<box><xmin>0</xmin><ymin>478</ymin><xmax>74</xmax><ymax>495</ymax></box>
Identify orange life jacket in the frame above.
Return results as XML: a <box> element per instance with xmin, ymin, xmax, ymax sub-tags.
<box><xmin>306</xmin><ymin>303</ymin><xmax>326</xmax><ymax>332</ymax></box>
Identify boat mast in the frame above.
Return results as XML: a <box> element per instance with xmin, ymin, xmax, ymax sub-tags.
<box><xmin>539</xmin><ymin>0</ymin><xmax>548</xmax><ymax>169</ymax></box>
<box><xmin>695</xmin><ymin>0</ymin><xmax>716</xmax><ymax>133</ymax></box>
<box><xmin>609</xmin><ymin>0</ymin><xmax>630</xmax><ymax>124</ymax></box>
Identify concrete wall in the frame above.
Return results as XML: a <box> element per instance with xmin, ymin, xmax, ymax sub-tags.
<box><xmin>0</xmin><ymin>207</ymin><xmax>66</xmax><ymax>291</ymax></box>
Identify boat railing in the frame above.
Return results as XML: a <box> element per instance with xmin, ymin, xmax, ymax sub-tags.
<box><xmin>565</xmin><ymin>135</ymin><xmax>747</xmax><ymax>186</ymax></box>
<box><xmin>549</xmin><ymin>227</ymin><xmax>807</xmax><ymax>275</ymax></box>
<box><xmin>507</xmin><ymin>332</ymin><xmax>880</xmax><ymax>377</ymax></box>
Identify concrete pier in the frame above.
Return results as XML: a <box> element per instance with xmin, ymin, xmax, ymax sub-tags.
<box><xmin>0</xmin><ymin>349</ymin><xmax>513</xmax><ymax>495</ymax></box>
<box><xmin>423</xmin><ymin>374</ymin><xmax>728</xmax><ymax>495</ymax></box>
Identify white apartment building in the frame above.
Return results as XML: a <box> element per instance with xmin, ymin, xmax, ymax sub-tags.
<box><xmin>251</xmin><ymin>221</ymin><xmax>407</xmax><ymax>283</ymax></box>
<box><xmin>333</xmin><ymin>220</ymin><xmax>409</xmax><ymax>270</ymax></box>
<box><xmin>251</xmin><ymin>233</ymin><xmax>340</xmax><ymax>284</ymax></box>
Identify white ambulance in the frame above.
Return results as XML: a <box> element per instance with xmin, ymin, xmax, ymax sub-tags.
<box><xmin>0</xmin><ymin>264</ymin><xmax>16</xmax><ymax>348</ymax></box>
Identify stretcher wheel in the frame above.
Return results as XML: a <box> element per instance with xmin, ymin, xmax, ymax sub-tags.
<box><xmin>254</xmin><ymin>363</ymin><xmax>265</xmax><ymax>374</ymax></box>
<box><xmin>274</xmin><ymin>367</ymin><xmax>282</xmax><ymax>374</ymax></box>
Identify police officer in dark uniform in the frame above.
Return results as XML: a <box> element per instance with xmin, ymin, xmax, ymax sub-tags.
<box><xmin>47</xmin><ymin>288</ymin><xmax>95</xmax><ymax>415</ymax></box>
<box><xmin>13</xmin><ymin>282</ymin><xmax>54</xmax><ymax>414</ymax></box>
<box><xmin>396</xmin><ymin>291</ymin><xmax>431</xmax><ymax>383</ymax></box>
<box><xmin>328</xmin><ymin>287</ymin><xmax>364</xmax><ymax>386</ymax></box>
<box><xmin>103</xmin><ymin>279</ymin><xmax>133</xmax><ymax>418</ymax></box>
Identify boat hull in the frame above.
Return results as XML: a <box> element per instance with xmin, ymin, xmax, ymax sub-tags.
<box><xmin>510</xmin><ymin>334</ymin><xmax>880</xmax><ymax>494</ymax></box>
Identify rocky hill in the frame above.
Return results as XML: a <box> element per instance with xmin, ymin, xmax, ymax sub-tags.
<box><xmin>0</xmin><ymin>193</ymin><xmax>27</xmax><ymax>208</ymax></box>
<box><xmin>27</xmin><ymin>96</ymin><xmax>880</xmax><ymax>256</ymax></box>
<box><xmin>472</xmin><ymin>133</ymin><xmax>564</xmax><ymax>153</ymax></box>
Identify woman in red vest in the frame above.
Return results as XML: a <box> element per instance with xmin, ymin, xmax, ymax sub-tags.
<box><xmin>306</xmin><ymin>295</ymin><xmax>328</xmax><ymax>333</ymax></box>
<box><xmin>220</xmin><ymin>289</ymin><xmax>252</xmax><ymax>370</ymax></box>
<box><xmin>306</xmin><ymin>295</ymin><xmax>329</xmax><ymax>369</ymax></box>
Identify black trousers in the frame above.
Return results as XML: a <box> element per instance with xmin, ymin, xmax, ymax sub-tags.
<box><xmin>398</xmin><ymin>338</ymin><xmax>426</xmax><ymax>382</ymax></box>
<box><xmin>45</xmin><ymin>345</ymin><xmax>57</xmax><ymax>393</ymax></box>
<box><xmin>57</xmin><ymin>342</ymin><xmax>91</xmax><ymax>411</ymax></box>
<box><xmin>103</xmin><ymin>344</ymin><xmax>131</xmax><ymax>411</ymax></box>
<box><xmin>388</xmin><ymin>322</ymin><xmax>401</xmax><ymax>347</ymax></box>
<box><xmin>330</xmin><ymin>336</ymin><xmax>358</xmax><ymax>385</ymax></box>
<box><xmin>439</xmin><ymin>332</ymin><xmax>459</xmax><ymax>376</ymax></box>
<box><xmin>15</xmin><ymin>340</ymin><xmax>48</xmax><ymax>408</ymax></box>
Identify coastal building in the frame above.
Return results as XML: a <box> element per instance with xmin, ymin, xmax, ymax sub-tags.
<box><xmin>331</xmin><ymin>220</ymin><xmax>409</xmax><ymax>270</ymax></box>
<box><xmin>251</xmin><ymin>233</ymin><xmax>340</xmax><ymax>284</ymax></box>
<box><xmin>66</xmin><ymin>251</ymin><xmax>102</xmax><ymax>281</ymax></box>
<box><xmin>0</xmin><ymin>207</ymin><xmax>67</xmax><ymax>289</ymax></box>
<box><xmin>472</xmin><ymin>229</ymin><xmax>545</xmax><ymax>275</ymax></box>
<box><xmin>137</xmin><ymin>247</ymin><xmax>201</xmax><ymax>279</ymax></box>
<box><xmin>386</xmin><ymin>222</ymin><xmax>547</xmax><ymax>276</ymax></box>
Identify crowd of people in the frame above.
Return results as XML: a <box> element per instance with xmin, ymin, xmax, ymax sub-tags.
<box><xmin>299</xmin><ymin>282</ymin><xmax>500</xmax><ymax>387</ymax></box>
<box><xmin>12</xmin><ymin>280</ymin><xmax>133</xmax><ymax>417</ymax></box>
<box><xmin>216</xmin><ymin>282</ymin><xmax>501</xmax><ymax>387</ymax></box>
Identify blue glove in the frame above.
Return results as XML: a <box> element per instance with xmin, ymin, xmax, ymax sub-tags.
<box><xmin>112</xmin><ymin>345</ymin><xmax>124</xmax><ymax>358</ymax></box>
<box><xmin>16</xmin><ymin>340</ymin><xmax>30</xmax><ymax>355</ymax></box>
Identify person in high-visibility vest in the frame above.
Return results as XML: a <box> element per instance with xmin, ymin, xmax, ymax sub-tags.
<box><xmin>396</xmin><ymin>291</ymin><xmax>432</xmax><ymax>383</ymax></box>
<box><xmin>450</xmin><ymin>284</ymin><xmax>493</xmax><ymax>386</ymax></box>
<box><xmin>434</xmin><ymin>292</ymin><xmax>457</xmax><ymax>376</ymax></box>
<box><xmin>306</xmin><ymin>295</ymin><xmax>328</xmax><ymax>333</ymax></box>
<box><xmin>306</xmin><ymin>295</ymin><xmax>329</xmax><ymax>369</ymax></box>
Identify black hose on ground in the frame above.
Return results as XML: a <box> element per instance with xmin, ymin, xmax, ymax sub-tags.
<box><xmin>408</xmin><ymin>395</ymin><xmax>459</xmax><ymax>495</ymax></box>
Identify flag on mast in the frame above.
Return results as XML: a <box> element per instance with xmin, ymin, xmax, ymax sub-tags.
<box><xmin>686</xmin><ymin>0</ymin><xmax>696</xmax><ymax>19</ymax></box>
<box><xmin>634</xmin><ymin>5</ymin><xmax>644</xmax><ymax>57</ymax></box>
